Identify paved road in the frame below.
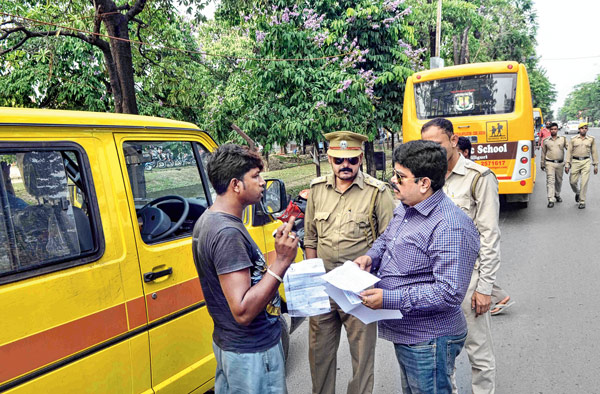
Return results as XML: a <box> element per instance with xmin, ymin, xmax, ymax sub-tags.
<box><xmin>285</xmin><ymin>128</ymin><xmax>600</xmax><ymax>393</ymax></box>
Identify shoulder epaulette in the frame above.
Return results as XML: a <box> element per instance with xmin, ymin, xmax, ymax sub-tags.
<box><xmin>465</xmin><ymin>159</ymin><xmax>492</xmax><ymax>177</ymax></box>
<box><xmin>310</xmin><ymin>176</ymin><xmax>327</xmax><ymax>187</ymax></box>
<box><xmin>363</xmin><ymin>174</ymin><xmax>387</xmax><ymax>191</ymax></box>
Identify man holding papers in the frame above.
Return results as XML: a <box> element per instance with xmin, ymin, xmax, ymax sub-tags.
<box><xmin>355</xmin><ymin>140</ymin><xmax>480</xmax><ymax>394</ymax></box>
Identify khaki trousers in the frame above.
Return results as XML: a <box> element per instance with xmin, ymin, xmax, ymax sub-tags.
<box><xmin>570</xmin><ymin>158</ymin><xmax>591</xmax><ymax>203</ymax></box>
<box><xmin>309</xmin><ymin>299</ymin><xmax>376</xmax><ymax>394</ymax></box>
<box><xmin>545</xmin><ymin>161</ymin><xmax>565</xmax><ymax>202</ymax></box>
<box><xmin>452</xmin><ymin>269</ymin><xmax>496</xmax><ymax>394</ymax></box>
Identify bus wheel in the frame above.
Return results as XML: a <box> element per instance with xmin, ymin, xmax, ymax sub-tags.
<box><xmin>279</xmin><ymin>315</ymin><xmax>290</xmax><ymax>361</ymax></box>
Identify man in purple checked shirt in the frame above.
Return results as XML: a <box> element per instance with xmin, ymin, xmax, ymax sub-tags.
<box><xmin>355</xmin><ymin>140</ymin><xmax>480</xmax><ymax>394</ymax></box>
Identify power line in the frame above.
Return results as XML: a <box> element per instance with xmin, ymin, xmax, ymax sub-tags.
<box><xmin>541</xmin><ymin>55</ymin><xmax>600</xmax><ymax>61</ymax></box>
<box><xmin>0</xmin><ymin>12</ymin><xmax>355</xmax><ymax>62</ymax></box>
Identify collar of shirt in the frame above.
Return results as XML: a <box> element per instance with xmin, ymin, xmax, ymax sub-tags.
<box><xmin>449</xmin><ymin>153</ymin><xmax>468</xmax><ymax>177</ymax></box>
<box><xmin>325</xmin><ymin>170</ymin><xmax>365</xmax><ymax>191</ymax></box>
<box><xmin>397</xmin><ymin>188</ymin><xmax>445</xmax><ymax>218</ymax></box>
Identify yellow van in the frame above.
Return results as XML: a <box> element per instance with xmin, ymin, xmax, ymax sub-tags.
<box><xmin>0</xmin><ymin>108</ymin><xmax>296</xmax><ymax>393</ymax></box>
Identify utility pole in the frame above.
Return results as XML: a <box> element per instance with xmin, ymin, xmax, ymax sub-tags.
<box><xmin>431</xmin><ymin>0</ymin><xmax>444</xmax><ymax>69</ymax></box>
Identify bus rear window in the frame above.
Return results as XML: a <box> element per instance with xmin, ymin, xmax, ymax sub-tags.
<box><xmin>414</xmin><ymin>73</ymin><xmax>517</xmax><ymax>119</ymax></box>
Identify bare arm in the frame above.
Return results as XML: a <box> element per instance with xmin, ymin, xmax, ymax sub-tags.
<box><xmin>219</xmin><ymin>217</ymin><xmax>298</xmax><ymax>326</ymax></box>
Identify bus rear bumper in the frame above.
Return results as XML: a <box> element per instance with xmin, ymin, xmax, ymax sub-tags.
<box><xmin>499</xmin><ymin>178</ymin><xmax>534</xmax><ymax>196</ymax></box>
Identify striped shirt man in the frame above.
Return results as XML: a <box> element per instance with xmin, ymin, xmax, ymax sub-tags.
<box><xmin>366</xmin><ymin>188</ymin><xmax>479</xmax><ymax>344</ymax></box>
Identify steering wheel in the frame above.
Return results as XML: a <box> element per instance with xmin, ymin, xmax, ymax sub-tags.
<box><xmin>137</xmin><ymin>195</ymin><xmax>189</xmax><ymax>242</ymax></box>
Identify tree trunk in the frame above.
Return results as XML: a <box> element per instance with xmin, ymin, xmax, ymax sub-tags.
<box><xmin>364</xmin><ymin>141</ymin><xmax>376</xmax><ymax>177</ymax></box>
<box><xmin>97</xmin><ymin>0</ymin><xmax>139</xmax><ymax>114</ymax></box>
<box><xmin>313</xmin><ymin>140</ymin><xmax>321</xmax><ymax>177</ymax></box>
<box><xmin>231</xmin><ymin>123</ymin><xmax>256</xmax><ymax>150</ymax></box>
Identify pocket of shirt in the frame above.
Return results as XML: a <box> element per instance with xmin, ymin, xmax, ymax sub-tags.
<box><xmin>344</xmin><ymin>212</ymin><xmax>370</xmax><ymax>240</ymax></box>
<box><xmin>314</xmin><ymin>211</ymin><xmax>332</xmax><ymax>235</ymax></box>
<box><xmin>453</xmin><ymin>196</ymin><xmax>472</xmax><ymax>216</ymax></box>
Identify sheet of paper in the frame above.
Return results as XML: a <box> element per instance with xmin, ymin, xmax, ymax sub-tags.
<box><xmin>283</xmin><ymin>258</ymin><xmax>331</xmax><ymax>317</ymax></box>
<box><xmin>324</xmin><ymin>283</ymin><xmax>403</xmax><ymax>324</ymax></box>
<box><xmin>322</xmin><ymin>260</ymin><xmax>380</xmax><ymax>293</ymax></box>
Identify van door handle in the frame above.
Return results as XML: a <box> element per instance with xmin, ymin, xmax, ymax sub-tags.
<box><xmin>457</xmin><ymin>125</ymin><xmax>470</xmax><ymax>128</ymax></box>
<box><xmin>144</xmin><ymin>267</ymin><xmax>173</xmax><ymax>282</ymax></box>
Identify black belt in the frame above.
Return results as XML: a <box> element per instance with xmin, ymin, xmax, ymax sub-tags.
<box><xmin>573</xmin><ymin>156</ymin><xmax>590</xmax><ymax>160</ymax></box>
<box><xmin>546</xmin><ymin>159</ymin><xmax>563</xmax><ymax>163</ymax></box>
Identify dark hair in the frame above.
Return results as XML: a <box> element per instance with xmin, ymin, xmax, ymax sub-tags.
<box><xmin>457</xmin><ymin>136</ymin><xmax>471</xmax><ymax>152</ymax></box>
<box><xmin>549</xmin><ymin>122</ymin><xmax>558</xmax><ymax>129</ymax></box>
<box><xmin>207</xmin><ymin>144</ymin><xmax>264</xmax><ymax>195</ymax></box>
<box><xmin>421</xmin><ymin>117</ymin><xmax>454</xmax><ymax>138</ymax></box>
<box><xmin>393</xmin><ymin>140</ymin><xmax>447</xmax><ymax>191</ymax></box>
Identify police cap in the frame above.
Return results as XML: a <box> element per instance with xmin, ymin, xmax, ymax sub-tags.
<box><xmin>324</xmin><ymin>131</ymin><xmax>368</xmax><ymax>158</ymax></box>
<box><xmin>579</xmin><ymin>122</ymin><xmax>589</xmax><ymax>129</ymax></box>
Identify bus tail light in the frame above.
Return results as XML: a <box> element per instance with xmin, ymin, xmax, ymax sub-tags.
<box><xmin>520</xmin><ymin>180</ymin><xmax>526</xmax><ymax>186</ymax></box>
<box><xmin>519</xmin><ymin>169</ymin><xmax>527</xmax><ymax>176</ymax></box>
<box><xmin>508</xmin><ymin>64</ymin><xmax>513</xmax><ymax>70</ymax></box>
<box><xmin>521</xmin><ymin>145</ymin><xmax>529</xmax><ymax>152</ymax></box>
<box><xmin>520</xmin><ymin>157</ymin><xmax>528</xmax><ymax>164</ymax></box>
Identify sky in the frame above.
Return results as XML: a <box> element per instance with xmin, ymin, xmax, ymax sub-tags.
<box><xmin>535</xmin><ymin>0</ymin><xmax>600</xmax><ymax>116</ymax></box>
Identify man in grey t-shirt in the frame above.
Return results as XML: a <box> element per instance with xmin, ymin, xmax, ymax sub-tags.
<box><xmin>192</xmin><ymin>144</ymin><xmax>298</xmax><ymax>393</ymax></box>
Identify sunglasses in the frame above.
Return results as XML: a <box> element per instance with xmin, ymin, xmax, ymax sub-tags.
<box><xmin>333</xmin><ymin>157</ymin><xmax>360</xmax><ymax>165</ymax></box>
<box><xmin>392</xmin><ymin>170</ymin><xmax>423</xmax><ymax>185</ymax></box>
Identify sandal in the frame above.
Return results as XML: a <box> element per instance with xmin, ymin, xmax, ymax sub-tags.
<box><xmin>490</xmin><ymin>298</ymin><xmax>515</xmax><ymax>316</ymax></box>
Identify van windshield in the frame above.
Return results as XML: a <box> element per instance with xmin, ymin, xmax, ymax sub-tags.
<box><xmin>414</xmin><ymin>73</ymin><xmax>517</xmax><ymax>119</ymax></box>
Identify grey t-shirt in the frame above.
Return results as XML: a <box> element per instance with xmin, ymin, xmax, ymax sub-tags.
<box><xmin>192</xmin><ymin>210</ymin><xmax>281</xmax><ymax>352</ymax></box>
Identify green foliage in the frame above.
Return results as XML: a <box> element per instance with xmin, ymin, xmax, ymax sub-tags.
<box><xmin>559</xmin><ymin>76</ymin><xmax>600</xmax><ymax>123</ymax></box>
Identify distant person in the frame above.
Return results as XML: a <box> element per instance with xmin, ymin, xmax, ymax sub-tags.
<box><xmin>304</xmin><ymin>130</ymin><xmax>395</xmax><ymax>394</ymax></box>
<box><xmin>566</xmin><ymin>122</ymin><xmax>599</xmax><ymax>209</ymax></box>
<box><xmin>539</xmin><ymin>122</ymin><xmax>551</xmax><ymax>148</ymax></box>
<box><xmin>455</xmin><ymin>136</ymin><xmax>514</xmax><ymax>318</ymax></box>
<box><xmin>192</xmin><ymin>144</ymin><xmax>299</xmax><ymax>393</ymax></box>
<box><xmin>355</xmin><ymin>140</ymin><xmax>479</xmax><ymax>393</ymax></box>
<box><xmin>541</xmin><ymin>123</ymin><xmax>567</xmax><ymax>207</ymax></box>
<box><xmin>457</xmin><ymin>136</ymin><xmax>472</xmax><ymax>158</ymax></box>
<box><xmin>422</xmin><ymin>118</ymin><xmax>502</xmax><ymax>394</ymax></box>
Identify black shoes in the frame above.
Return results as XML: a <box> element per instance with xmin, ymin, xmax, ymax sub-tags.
<box><xmin>547</xmin><ymin>202</ymin><xmax>554</xmax><ymax>208</ymax></box>
<box><xmin>555</xmin><ymin>196</ymin><xmax>563</xmax><ymax>203</ymax></box>
<box><xmin>575</xmin><ymin>193</ymin><xmax>580</xmax><ymax>202</ymax></box>
<box><xmin>579</xmin><ymin>203</ymin><xmax>586</xmax><ymax>209</ymax></box>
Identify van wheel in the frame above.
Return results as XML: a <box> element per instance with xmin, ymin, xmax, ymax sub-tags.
<box><xmin>279</xmin><ymin>316</ymin><xmax>290</xmax><ymax>361</ymax></box>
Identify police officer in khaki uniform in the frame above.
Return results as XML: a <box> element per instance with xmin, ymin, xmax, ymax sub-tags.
<box><xmin>422</xmin><ymin>118</ymin><xmax>500</xmax><ymax>394</ymax></box>
<box><xmin>541</xmin><ymin>122</ymin><xmax>567</xmax><ymax>208</ymax></box>
<box><xmin>304</xmin><ymin>131</ymin><xmax>395</xmax><ymax>394</ymax></box>
<box><xmin>566</xmin><ymin>122</ymin><xmax>599</xmax><ymax>209</ymax></box>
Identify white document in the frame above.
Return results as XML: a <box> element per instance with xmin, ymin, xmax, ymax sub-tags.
<box><xmin>322</xmin><ymin>261</ymin><xmax>403</xmax><ymax>324</ymax></box>
<box><xmin>322</xmin><ymin>260</ymin><xmax>381</xmax><ymax>293</ymax></box>
<box><xmin>324</xmin><ymin>283</ymin><xmax>403</xmax><ymax>324</ymax></box>
<box><xmin>283</xmin><ymin>258</ymin><xmax>331</xmax><ymax>317</ymax></box>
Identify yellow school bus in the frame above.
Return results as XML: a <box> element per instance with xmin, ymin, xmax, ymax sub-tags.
<box><xmin>403</xmin><ymin>61</ymin><xmax>536</xmax><ymax>205</ymax></box>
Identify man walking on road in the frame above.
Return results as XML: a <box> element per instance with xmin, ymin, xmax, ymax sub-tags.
<box><xmin>566</xmin><ymin>122</ymin><xmax>599</xmax><ymax>209</ymax></box>
<box><xmin>356</xmin><ymin>140</ymin><xmax>479</xmax><ymax>393</ymax></box>
<box><xmin>541</xmin><ymin>122</ymin><xmax>567</xmax><ymax>208</ymax></box>
<box><xmin>192</xmin><ymin>144</ymin><xmax>299</xmax><ymax>393</ymax></box>
<box><xmin>422</xmin><ymin>118</ymin><xmax>501</xmax><ymax>394</ymax></box>
<box><xmin>304</xmin><ymin>131</ymin><xmax>395</xmax><ymax>394</ymax></box>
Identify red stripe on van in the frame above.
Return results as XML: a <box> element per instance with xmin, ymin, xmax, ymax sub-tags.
<box><xmin>146</xmin><ymin>278</ymin><xmax>205</xmax><ymax>322</ymax></box>
<box><xmin>0</xmin><ymin>304</ymin><xmax>127</xmax><ymax>384</ymax></box>
<box><xmin>126</xmin><ymin>297</ymin><xmax>148</xmax><ymax>330</ymax></box>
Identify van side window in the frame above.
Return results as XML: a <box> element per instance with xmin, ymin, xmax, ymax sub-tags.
<box><xmin>0</xmin><ymin>150</ymin><xmax>96</xmax><ymax>277</ymax></box>
<box><xmin>122</xmin><ymin>141</ymin><xmax>211</xmax><ymax>244</ymax></box>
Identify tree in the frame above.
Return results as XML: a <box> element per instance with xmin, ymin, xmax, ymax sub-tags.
<box><xmin>1</xmin><ymin>0</ymin><xmax>209</xmax><ymax>114</ymax></box>
<box><xmin>209</xmin><ymin>0</ymin><xmax>422</xmax><ymax>175</ymax></box>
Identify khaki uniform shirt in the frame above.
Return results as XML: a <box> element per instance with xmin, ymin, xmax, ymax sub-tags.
<box><xmin>542</xmin><ymin>136</ymin><xmax>567</xmax><ymax>162</ymax></box>
<box><xmin>566</xmin><ymin>135</ymin><xmax>599</xmax><ymax>166</ymax></box>
<box><xmin>443</xmin><ymin>154</ymin><xmax>501</xmax><ymax>295</ymax></box>
<box><xmin>304</xmin><ymin>171</ymin><xmax>395</xmax><ymax>271</ymax></box>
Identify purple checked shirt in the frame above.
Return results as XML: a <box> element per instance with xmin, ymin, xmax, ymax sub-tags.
<box><xmin>366</xmin><ymin>189</ymin><xmax>479</xmax><ymax>345</ymax></box>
